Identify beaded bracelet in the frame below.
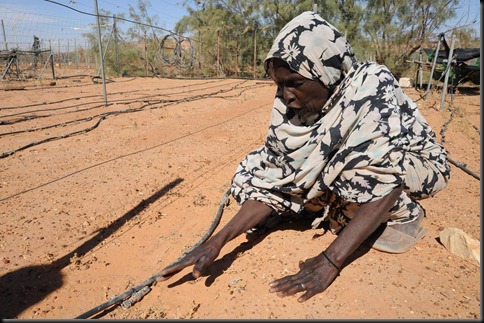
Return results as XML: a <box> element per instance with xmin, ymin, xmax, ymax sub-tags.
<box><xmin>322</xmin><ymin>251</ymin><xmax>341</xmax><ymax>274</ymax></box>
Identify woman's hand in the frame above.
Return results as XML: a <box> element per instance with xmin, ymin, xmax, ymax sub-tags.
<box><xmin>157</xmin><ymin>239</ymin><xmax>222</xmax><ymax>281</ymax></box>
<box><xmin>158</xmin><ymin>199</ymin><xmax>273</xmax><ymax>282</ymax></box>
<box><xmin>269</xmin><ymin>253</ymin><xmax>340</xmax><ymax>302</ymax></box>
<box><xmin>270</xmin><ymin>184</ymin><xmax>404</xmax><ymax>301</ymax></box>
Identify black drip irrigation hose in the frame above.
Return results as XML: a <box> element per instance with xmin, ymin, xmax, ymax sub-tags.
<box><xmin>91</xmin><ymin>75</ymin><xmax>115</xmax><ymax>84</ymax></box>
<box><xmin>1</xmin><ymin>80</ymin><xmax>266</xmax><ymax>159</ymax></box>
<box><xmin>439</xmin><ymin>97</ymin><xmax>480</xmax><ymax>181</ymax></box>
<box><xmin>74</xmin><ymin>186</ymin><xmax>232</xmax><ymax>319</ymax></box>
<box><xmin>448</xmin><ymin>157</ymin><xmax>480</xmax><ymax>181</ymax></box>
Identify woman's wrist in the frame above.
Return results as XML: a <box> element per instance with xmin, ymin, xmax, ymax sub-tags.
<box><xmin>321</xmin><ymin>248</ymin><xmax>345</xmax><ymax>272</ymax></box>
<box><xmin>322</xmin><ymin>250</ymin><xmax>342</xmax><ymax>273</ymax></box>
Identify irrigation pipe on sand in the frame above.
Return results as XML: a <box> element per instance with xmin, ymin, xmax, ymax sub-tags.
<box><xmin>74</xmin><ymin>186</ymin><xmax>232</xmax><ymax>319</ymax></box>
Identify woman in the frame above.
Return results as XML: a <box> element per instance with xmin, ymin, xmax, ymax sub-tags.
<box><xmin>158</xmin><ymin>11</ymin><xmax>450</xmax><ymax>302</ymax></box>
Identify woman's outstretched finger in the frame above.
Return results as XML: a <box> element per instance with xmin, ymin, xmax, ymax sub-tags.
<box><xmin>269</xmin><ymin>276</ymin><xmax>292</xmax><ymax>292</ymax></box>
<box><xmin>297</xmin><ymin>289</ymin><xmax>318</xmax><ymax>303</ymax></box>
<box><xmin>156</xmin><ymin>255</ymin><xmax>198</xmax><ymax>281</ymax></box>
<box><xmin>270</xmin><ymin>276</ymin><xmax>307</xmax><ymax>296</ymax></box>
<box><xmin>156</xmin><ymin>268</ymin><xmax>181</xmax><ymax>281</ymax></box>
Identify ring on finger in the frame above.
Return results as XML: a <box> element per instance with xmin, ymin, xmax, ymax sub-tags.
<box><xmin>300</xmin><ymin>282</ymin><xmax>306</xmax><ymax>289</ymax></box>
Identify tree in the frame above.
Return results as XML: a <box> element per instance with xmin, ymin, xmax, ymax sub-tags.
<box><xmin>84</xmin><ymin>0</ymin><xmax>473</xmax><ymax>78</ymax></box>
<box><xmin>126</xmin><ymin>0</ymin><xmax>164</xmax><ymax>76</ymax></box>
<box><xmin>176</xmin><ymin>0</ymin><xmax>266</xmax><ymax>76</ymax></box>
<box><xmin>362</xmin><ymin>0</ymin><xmax>461</xmax><ymax>76</ymax></box>
<box><xmin>83</xmin><ymin>8</ymin><xmax>114</xmax><ymax>56</ymax></box>
<box><xmin>452</xmin><ymin>28</ymin><xmax>480</xmax><ymax>48</ymax></box>
<box><xmin>127</xmin><ymin>0</ymin><xmax>161</xmax><ymax>42</ymax></box>
<box><xmin>332</xmin><ymin>0</ymin><xmax>365</xmax><ymax>57</ymax></box>
<box><xmin>82</xmin><ymin>8</ymin><xmax>117</xmax><ymax>75</ymax></box>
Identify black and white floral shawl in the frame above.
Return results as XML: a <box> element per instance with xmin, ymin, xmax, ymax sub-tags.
<box><xmin>230</xmin><ymin>11</ymin><xmax>449</xmax><ymax>219</ymax></box>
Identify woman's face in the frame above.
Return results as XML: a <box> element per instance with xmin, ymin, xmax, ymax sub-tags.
<box><xmin>267</xmin><ymin>58</ymin><xmax>331</xmax><ymax>119</ymax></box>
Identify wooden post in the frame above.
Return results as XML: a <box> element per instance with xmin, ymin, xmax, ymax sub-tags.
<box><xmin>235</xmin><ymin>32</ymin><xmax>239</xmax><ymax>77</ymax></box>
<box><xmin>418</xmin><ymin>49</ymin><xmax>423</xmax><ymax>89</ymax></box>
<box><xmin>144</xmin><ymin>30</ymin><xmax>148</xmax><ymax>77</ymax></box>
<box><xmin>75</xmin><ymin>38</ymin><xmax>79</xmax><ymax>69</ymax></box>
<box><xmin>67</xmin><ymin>39</ymin><xmax>70</xmax><ymax>66</ymax></box>
<box><xmin>198</xmin><ymin>28</ymin><xmax>202</xmax><ymax>71</ymax></box>
<box><xmin>50</xmin><ymin>52</ymin><xmax>56</xmax><ymax>80</ymax></box>
<box><xmin>84</xmin><ymin>39</ymin><xmax>88</xmax><ymax>69</ymax></box>
<box><xmin>216</xmin><ymin>29</ymin><xmax>220</xmax><ymax>76</ymax></box>
<box><xmin>58</xmin><ymin>39</ymin><xmax>61</xmax><ymax>69</ymax></box>
<box><xmin>177</xmin><ymin>33</ymin><xmax>182</xmax><ymax>76</ymax></box>
<box><xmin>253</xmin><ymin>23</ymin><xmax>257</xmax><ymax>79</ymax></box>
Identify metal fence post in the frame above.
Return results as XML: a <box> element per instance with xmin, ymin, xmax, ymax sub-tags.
<box><xmin>424</xmin><ymin>35</ymin><xmax>442</xmax><ymax>99</ymax></box>
<box><xmin>440</xmin><ymin>34</ymin><xmax>456</xmax><ymax>111</ymax></box>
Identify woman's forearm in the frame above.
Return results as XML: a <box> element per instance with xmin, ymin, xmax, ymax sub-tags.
<box><xmin>324</xmin><ymin>185</ymin><xmax>404</xmax><ymax>268</ymax></box>
<box><xmin>158</xmin><ymin>200</ymin><xmax>274</xmax><ymax>280</ymax></box>
<box><xmin>209</xmin><ymin>199</ymin><xmax>273</xmax><ymax>248</ymax></box>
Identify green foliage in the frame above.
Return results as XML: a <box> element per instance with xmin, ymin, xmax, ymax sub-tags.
<box><xmin>175</xmin><ymin>0</ymin><xmax>266</xmax><ymax>76</ymax></box>
<box><xmin>452</xmin><ymin>28</ymin><xmax>480</xmax><ymax>48</ymax></box>
<box><xmin>362</xmin><ymin>0</ymin><xmax>461</xmax><ymax>76</ymax></box>
<box><xmin>82</xmin><ymin>0</ymin><xmax>477</xmax><ymax>79</ymax></box>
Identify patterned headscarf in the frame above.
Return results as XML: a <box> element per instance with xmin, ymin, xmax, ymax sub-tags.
<box><xmin>230</xmin><ymin>11</ymin><xmax>446</xmax><ymax>215</ymax></box>
<box><xmin>264</xmin><ymin>11</ymin><xmax>355</xmax><ymax>92</ymax></box>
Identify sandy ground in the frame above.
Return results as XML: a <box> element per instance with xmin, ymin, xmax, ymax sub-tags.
<box><xmin>0</xmin><ymin>72</ymin><xmax>480</xmax><ymax>319</ymax></box>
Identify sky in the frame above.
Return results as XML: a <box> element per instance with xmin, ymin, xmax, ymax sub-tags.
<box><xmin>1</xmin><ymin>0</ymin><xmax>190</xmax><ymax>32</ymax></box>
<box><xmin>0</xmin><ymin>0</ymin><xmax>192</xmax><ymax>50</ymax></box>
<box><xmin>0</xmin><ymin>0</ymin><xmax>480</xmax><ymax>50</ymax></box>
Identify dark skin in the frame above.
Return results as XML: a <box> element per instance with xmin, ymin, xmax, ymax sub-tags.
<box><xmin>157</xmin><ymin>58</ymin><xmax>403</xmax><ymax>302</ymax></box>
<box><xmin>267</xmin><ymin>58</ymin><xmax>332</xmax><ymax>119</ymax></box>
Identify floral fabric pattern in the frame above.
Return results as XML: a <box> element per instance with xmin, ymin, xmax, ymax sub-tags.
<box><xmin>230</xmin><ymin>11</ymin><xmax>450</xmax><ymax>232</ymax></box>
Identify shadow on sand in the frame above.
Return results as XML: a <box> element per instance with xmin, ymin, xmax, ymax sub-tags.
<box><xmin>165</xmin><ymin>215</ymin><xmax>382</xmax><ymax>290</ymax></box>
<box><xmin>0</xmin><ymin>178</ymin><xmax>183</xmax><ymax>319</ymax></box>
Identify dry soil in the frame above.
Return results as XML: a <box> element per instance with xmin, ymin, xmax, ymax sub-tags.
<box><xmin>0</xmin><ymin>72</ymin><xmax>480</xmax><ymax>319</ymax></box>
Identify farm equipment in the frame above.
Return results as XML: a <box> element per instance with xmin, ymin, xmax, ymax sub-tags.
<box><xmin>422</xmin><ymin>33</ymin><xmax>480</xmax><ymax>87</ymax></box>
<box><xmin>410</xmin><ymin>33</ymin><xmax>480</xmax><ymax>110</ymax></box>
